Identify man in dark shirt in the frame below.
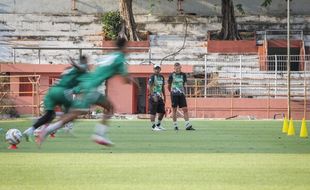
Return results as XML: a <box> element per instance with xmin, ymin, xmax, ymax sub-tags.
<box><xmin>168</xmin><ymin>62</ymin><xmax>195</xmax><ymax>131</ymax></box>
<box><xmin>148</xmin><ymin>64</ymin><xmax>166</xmax><ymax>131</ymax></box>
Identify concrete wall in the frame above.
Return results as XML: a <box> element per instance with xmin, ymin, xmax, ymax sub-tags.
<box><xmin>186</xmin><ymin>98</ymin><xmax>309</xmax><ymax>120</ymax></box>
<box><xmin>1</xmin><ymin>12</ymin><xmax>310</xmax><ymax>65</ymax></box>
<box><xmin>0</xmin><ymin>0</ymin><xmax>309</xmax><ymax>16</ymax></box>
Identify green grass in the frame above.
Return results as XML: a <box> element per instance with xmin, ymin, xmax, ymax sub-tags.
<box><xmin>0</xmin><ymin>119</ymin><xmax>310</xmax><ymax>190</ymax></box>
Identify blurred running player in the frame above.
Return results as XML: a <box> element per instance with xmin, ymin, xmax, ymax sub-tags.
<box><xmin>38</xmin><ymin>37</ymin><xmax>138</xmax><ymax>146</ymax></box>
<box><xmin>23</xmin><ymin>56</ymin><xmax>89</xmax><ymax>141</ymax></box>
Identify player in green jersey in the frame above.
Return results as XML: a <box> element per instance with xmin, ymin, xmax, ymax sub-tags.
<box><xmin>38</xmin><ymin>38</ymin><xmax>138</xmax><ymax>146</ymax></box>
<box><xmin>148</xmin><ymin>64</ymin><xmax>166</xmax><ymax>131</ymax></box>
<box><xmin>168</xmin><ymin>62</ymin><xmax>195</xmax><ymax>131</ymax></box>
<box><xmin>23</xmin><ymin>56</ymin><xmax>89</xmax><ymax>141</ymax></box>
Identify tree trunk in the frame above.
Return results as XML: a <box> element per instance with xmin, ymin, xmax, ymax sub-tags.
<box><xmin>119</xmin><ymin>0</ymin><xmax>140</xmax><ymax>41</ymax></box>
<box><xmin>219</xmin><ymin>0</ymin><xmax>241</xmax><ymax>40</ymax></box>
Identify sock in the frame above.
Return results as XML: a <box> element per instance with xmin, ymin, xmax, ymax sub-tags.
<box><xmin>185</xmin><ymin>121</ymin><xmax>191</xmax><ymax>127</ymax></box>
<box><xmin>156</xmin><ymin>120</ymin><xmax>161</xmax><ymax>126</ymax></box>
<box><xmin>23</xmin><ymin>127</ymin><xmax>35</xmax><ymax>135</ymax></box>
<box><xmin>45</xmin><ymin>121</ymin><xmax>64</xmax><ymax>134</ymax></box>
<box><xmin>94</xmin><ymin>123</ymin><xmax>108</xmax><ymax>136</ymax></box>
<box><xmin>173</xmin><ymin>122</ymin><xmax>178</xmax><ymax>127</ymax></box>
<box><xmin>151</xmin><ymin>122</ymin><xmax>155</xmax><ymax>128</ymax></box>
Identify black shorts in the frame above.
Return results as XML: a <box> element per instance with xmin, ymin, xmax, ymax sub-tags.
<box><xmin>171</xmin><ymin>94</ymin><xmax>187</xmax><ymax>108</ymax></box>
<box><xmin>149</xmin><ymin>97</ymin><xmax>165</xmax><ymax>115</ymax></box>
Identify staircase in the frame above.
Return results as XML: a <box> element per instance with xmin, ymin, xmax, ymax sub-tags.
<box><xmin>0</xmin><ymin>13</ymin><xmax>102</xmax><ymax>64</ymax></box>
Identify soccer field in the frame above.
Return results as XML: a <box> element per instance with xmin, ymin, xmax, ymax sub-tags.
<box><xmin>0</xmin><ymin>119</ymin><xmax>310</xmax><ymax>190</ymax></box>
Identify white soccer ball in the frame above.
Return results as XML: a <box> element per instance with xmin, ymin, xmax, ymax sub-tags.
<box><xmin>5</xmin><ymin>129</ymin><xmax>22</xmax><ymax>145</ymax></box>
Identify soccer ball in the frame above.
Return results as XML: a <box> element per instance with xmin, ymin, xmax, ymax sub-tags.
<box><xmin>5</xmin><ymin>129</ymin><xmax>22</xmax><ymax>145</ymax></box>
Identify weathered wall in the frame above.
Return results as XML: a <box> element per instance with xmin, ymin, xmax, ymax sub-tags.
<box><xmin>0</xmin><ymin>0</ymin><xmax>309</xmax><ymax>16</ymax></box>
<box><xmin>1</xmin><ymin>13</ymin><xmax>310</xmax><ymax>64</ymax></box>
<box><xmin>0</xmin><ymin>0</ymin><xmax>309</xmax><ymax>65</ymax></box>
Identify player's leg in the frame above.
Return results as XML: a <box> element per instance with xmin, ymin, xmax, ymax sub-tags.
<box><xmin>37</xmin><ymin>89</ymin><xmax>86</xmax><ymax>145</ymax></box>
<box><xmin>92</xmin><ymin>95</ymin><xmax>114</xmax><ymax>145</ymax></box>
<box><xmin>23</xmin><ymin>89</ymin><xmax>56</xmax><ymax>141</ymax></box>
<box><xmin>171</xmin><ymin>95</ymin><xmax>179</xmax><ymax>130</ymax></box>
<box><xmin>23</xmin><ymin>110</ymin><xmax>55</xmax><ymax>141</ymax></box>
<box><xmin>179</xmin><ymin>95</ymin><xmax>195</xmax><ymax>130</ymax></box>
<box><xmin>37</xmin><ymin>110</ymin><xmax>84</xmax><ymax>146</ymax></box>
<box><xmin>156</xmin><ymin>97</ymin><xmax>166</xmax><ymax>130</ymax></box>
<box><xmin>61</xmin><ymin>104</ymin><xmax>75</xmax><ymax>134</ymax></box>
<box><xmin>149</xmin><ymin>96</ymin><xmax>161</xmax><ymax>131</ymax></box>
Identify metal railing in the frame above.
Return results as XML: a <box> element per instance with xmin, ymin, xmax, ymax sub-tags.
<box><xmin>189</xmin><ymin>54</ymin><xmax>310</xmax><ymax>99</ymax></box>
<box><xmin>0</xmin><ymin>75</ymin><xmax>41</xmax><ymax>117</ymax></box>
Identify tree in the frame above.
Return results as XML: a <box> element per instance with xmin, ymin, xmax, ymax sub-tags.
<box><xmin>118</xmin><ymin>0</ymin><xmax>273</xmax><ymax>41</ymax></box>
<box><xmin>219</xmin><ymin>0</ymin><xmax>273</xmax><ymax>40</ymax></box>
<box><xmin>119</xmin><ymin>0</ymin><xmax>140</xmax><ymax>41</ymax></box>
<box><xmin>118</xmin><ymin>0</ymin><xmax>175</xmax><ymax>41</ymax></box>
<box><xmin>219</xmin><ymin>0</ymin><xmax>241</xmax><ymax>40</ymax></box>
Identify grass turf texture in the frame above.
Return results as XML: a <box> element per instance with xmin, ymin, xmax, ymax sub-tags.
<box><xmin>0</xmin><ymin>119</ymin><xmax>310</xmax><ymax>190</ymax></box>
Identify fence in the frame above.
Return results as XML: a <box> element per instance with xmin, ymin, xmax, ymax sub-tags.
<box><xmin>185</xmin><ymin>54</ymin><xmax>310</xmax><ymax>119</ymax></box>
<box><xmin>189</xmin><ymin>55</ymin><xmax>310</xmax><ymax>98</ymax></box>
<box><xmin>0</xmin><ymin>75</ymin><xmax>41</xmax><ymax>117</ymax></box>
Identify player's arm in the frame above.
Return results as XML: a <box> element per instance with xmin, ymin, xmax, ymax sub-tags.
<box><xmin>162</xmin><ymin>77</ymin><xmax>166</xmax><ymax>102</ymax></box>
<box><xmin>148</xmin><ymin>76</ymin><xmax>154</xmax><ymax>96</ymax></box>
<box><xmin>68</xmin><ymin>57</ymin><xmax>88</xmax><ymax>72</ymax></box>
<box><xmin>183</xmin><ymin>73</ymin><xmax>187</xmax><ymax>94</ymax></box>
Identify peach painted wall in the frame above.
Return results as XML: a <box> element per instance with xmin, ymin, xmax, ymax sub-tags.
<box><xmin>185</xmin><ymin>98</ymin><xmax>309</xmax><ymax>120</ymax></box>
<box><xmin>2</xmin><ymin>63</ymin><xmax>309</xmax><ymax>119</ymax></box>
<box><xmin>107</xmin><ymin>76</ymin><xmax>135</xmax><ymax>114</ymax></box>
<box><xmin>207</xmin><ymin>40</ymin><xmax>258</xmax><ymax>54</ymax></box>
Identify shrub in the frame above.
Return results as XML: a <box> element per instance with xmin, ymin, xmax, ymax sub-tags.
<box><xmin>102</xmin><ymin>11</ymin><xmax>122</xmax><ymax>40</ymax></box>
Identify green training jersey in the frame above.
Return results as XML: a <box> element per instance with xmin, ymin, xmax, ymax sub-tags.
<box><xmin>81</xmin><ymin>51</ymin><xmax>127</xmax><ymax>89</ymax></box>
<box><xmin>54</xmin><ymin>67</ymin><xmax>85</xmax><ymax>89</ymax></box>
<box><xmin>168</xmin><ymin>72</ymin><xmax>187</xmax><ymax>95</ymax></box>
<box><xmin>148</xmin><ymin>74</ymin><xmax>165</xmax><ymax>96</ymax></box>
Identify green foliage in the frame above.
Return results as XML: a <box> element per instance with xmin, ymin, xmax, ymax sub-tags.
<box><xmin>101</xmin><ymin>11</ymin><xmax>122</xmax><ymax>40</ymax></box>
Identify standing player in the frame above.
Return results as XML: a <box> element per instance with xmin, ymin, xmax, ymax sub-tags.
<box><xmin>38</xmin><ymin>37</ymin><xmax>138</xmax><ymax>146</ymax></box>
<box><xmin>23</xmin><ymin>56</ymin><xmax>89</xmax><ymax>141</ymax></box>
<box><xmin>168</xmin><ymin>62</ymin><xmax>195</xmax><ymax>131</ymax></box>
<box><xmin>148</xmin><ymin>64</ymin><xmax>166</xmax><ymax>131</ymax></box>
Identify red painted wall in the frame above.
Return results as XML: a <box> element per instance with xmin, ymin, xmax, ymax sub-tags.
<box><xmin>1</xmin><ymin>63</ymin><xmax>309</xmax><ymax>119</ymax></box>
<box><xmin>107</xmin><ymin>76</ymin><xmax>134</xmax><ymax>114</ymax></box>
<box><xmin>186</xmin><ymin>98</ymin><xmax>309</xmax><ymax>120</ymax></box>
<box><xmin>207</xmin><ymin>40</ymin><xmax>258</xmax><ymax>54</ymax></box>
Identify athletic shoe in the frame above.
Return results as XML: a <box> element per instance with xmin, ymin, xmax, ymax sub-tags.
<box><xmin>50</xmin><ymin>133</ymin><xmax>56</xmax><ymax>138</ymax></box>
<box><xmin>174</xmin><ymin>126</ymin><xmax>179</xmax><ymax>131</ymax></box>
<box><xmin>157</xmin><ymin>125</ymin><xmax>166</xmax><ymax>130</ymax></box>
<box><xmin>152</xmin><ymin>126</ymin><xmax>162</xmax><ymax>131</ymax></box>
<box><xmin>23</xmin><ymin>127</ymin><xmax>34</xmax><ymax>142</ymax></box>
<box><xmin>185</xmin><ymin>125</ymin><xmax>195</xmax><ymax>131</ymax></box>
<box><xmin>23</xmin><ymin>132</ymin><xmax>31</xmax><ymax>142</ymax></box>
<box><xmin>91</xmin><ymin>134</ymin><xmax>114</xmax><ymax>146</ymax></box>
